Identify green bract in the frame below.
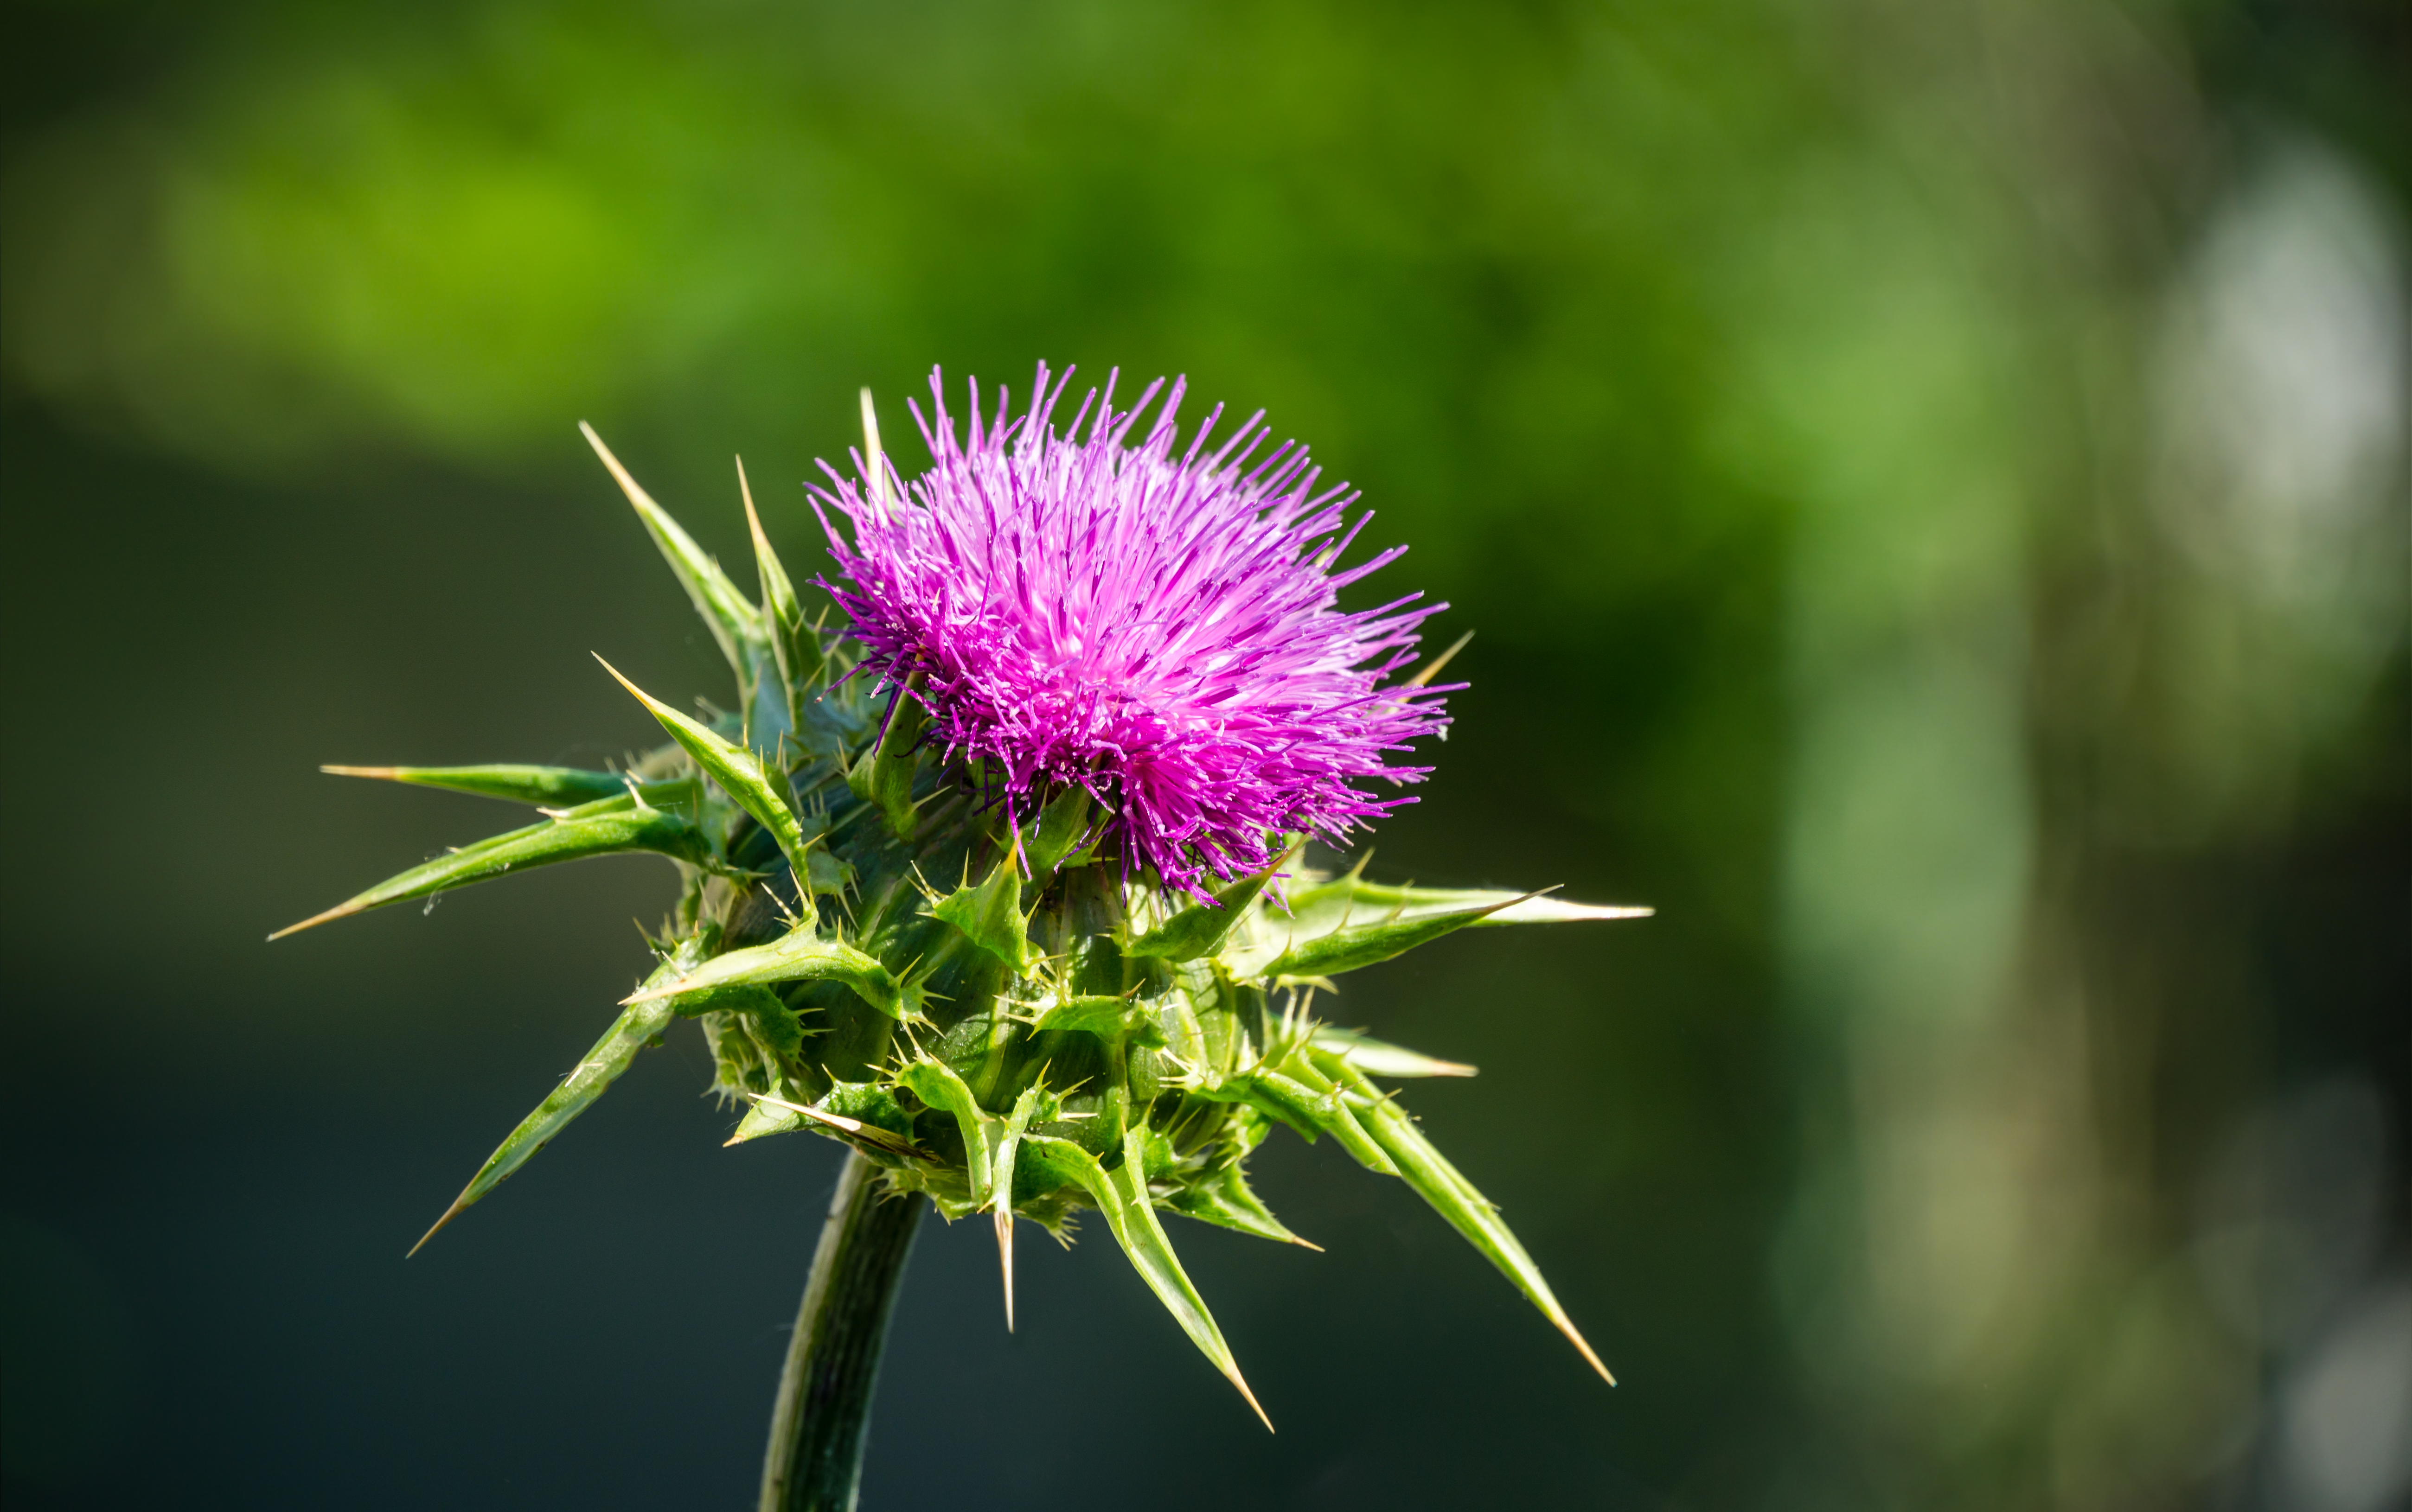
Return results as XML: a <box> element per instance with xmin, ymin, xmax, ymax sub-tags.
<box><xmin>275</xmin><ymin>421</ymin><xmax>1649</xmax><ymax>1424</ymax></box>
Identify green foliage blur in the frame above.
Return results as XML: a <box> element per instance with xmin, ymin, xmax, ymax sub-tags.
<box><xmin>2</xmin><ymin>1</ymin><xmax>2403</xmax><ymax>1509</ymax></box>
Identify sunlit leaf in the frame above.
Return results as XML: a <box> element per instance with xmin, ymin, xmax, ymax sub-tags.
<box><xmin>739</xmin><ymin>455</ymin><xmax>828</xmax><ymax>728</ymax></box>
<box><xmin>319</xmin><ymin>763</ymin><xmax>630</xmax><ymax>807</ymax></box>
<box><xmin>991</xmin><ymin>1082</ymin><xmax>1046</xmax><ymax>1211</ymax></box>
<box><xmin>930</xmin><ymin>851</ymin><xmax>1030</xmax><ymax>974</ymax></box>
<box><xmin>269</xmin><ymin>804</ymin><xmax>709</xmax><ymax>940</ymax></box>
<box><xmin>1126</xmin><ymin>850</ymin><xmax>1290</xmax><ymax>963</ymax></box>
<box><xmin>896</xmin><ymin>1058</ymin><xmax>993</xmax><ymax>1203</ymax></box>
<box><xmin>1313</xmin><ymin>1048</ymin><xmax>1614</xmax><ymax>1384</ymax></box>
<box><xmin>596</xmin><ymin>657</ymin><xmax>815</xmax><ymax>881</ymax></box>
<box><xmin>1251</xmin><ymin>891</ymin><xmax>1548</xmax><ymax>980</ymax></box>
<box><xmin>1162</xmin><ymin>1161</ymin><xmax>1316</xmax><ymax>1249</ymax></box>
<box><xmin>804</xmin><ymin>847</ymin><xmax>854</xmax><ymax>898</ymax></box>
<box><xmin>407</xmin><ymin>934</ymin><xmax>708</xmax><ymax>1255</ymax></box>
<box><xmin>582</xmin><ymin>422</ymin><xmax>761</xmax><ymax>677</ymax></box>
<box><xmin>987</xmin><ymin>1082</ymin><xmax>1048</xmax><ymax>1331</ymax></box>
<box><xmin>1257</xmin><ymin>1064</ymin><xmax>1397</xmax><ymax>1175</ymax></box>
<box><xmin>1026</xmin><ymin>1130</ymin><xmax>1271</xmax><ymax>1429</ymax></box>
<box><xmin>1309</xmin><ymin>1025</ymin><xmax>1476</xmax><ymax>1078</ymax></box>
<box><xmin>627</xmin><ymin>919</ymin><xmax>905</xmax><ymax>1019</ymax></box>
<box><xmin>1031</xmin><ymin>994</ymin><xmax>1141</xmax><ymax>1038</ymax></box>
<box><xmin>1240</xmin><ymin>875</ymin><xmax>1650</xmax><ymax>978</ymax></box>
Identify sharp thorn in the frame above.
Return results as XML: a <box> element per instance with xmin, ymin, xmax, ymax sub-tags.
<box><xmin>319</xmin><ymin>765</ymin><xmax>403</xmax><ymax>781</ymax></box>
<box><xmin>1405</xmin><ymin>629</ymin><xmax>1473</xmax><ymax>688</ymax></box>
<box><xmin>1288</xmin><ymin>1235</ymin><xmax>1326</xmax><ymax>1253</ymax></box>
<box><xmin>1227</xmin><ymin>1367</ymin><xmax>1274</xmax><ymax>1433</ymax></box>
<box><xmin>994</xmin><ymin>1207</ymin><xmax>1017</xmax><ymax>1333</ymax></box>
<box><xmin>266</xmin><ymin>900</ymin><xmax>365</xmax><ymax>941</ymax></box>
<box><xmin>579</xmin><ymin>421</ymin><xmax>660</xmax><ymax>517</ymax></box>
<box><xmin>406</xmin><ymin>1195</ymin><xmax>469</xmax><ymax>1258</ymax></box>
<box><xmin>593</xmin><ymin>654</ymin><xmax>661</xmax><ymax>711</ymax></box>
<box><xmin>747</xmin><ymin>1091</ymin><xmax>940</xmax><ymax>1162</ymax></box>
<box><xmin>860</xmin><ymin>387</ymin><xmax>889</xmax><ymax>519</ymax></box>
<box><xmin>738</xmin><ymin>454</ymin><xmax>782</xmax><ymax>583</ymax></box>
<box><xmin>1552</xmin><ymin>1312</ymin><xmax>1616</xmax><ymax>1385</ymax></box>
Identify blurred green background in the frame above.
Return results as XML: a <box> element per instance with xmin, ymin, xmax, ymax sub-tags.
<box><xmin>3</xmin><ymin>1</ymin><xmax>2404</xmax><ymax>1508</ymax></box>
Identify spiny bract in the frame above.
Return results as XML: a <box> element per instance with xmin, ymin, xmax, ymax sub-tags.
<box><xmin>274</xmin><ymin>370</ymin><xmax>1648</xmax><ymax>1422</ymax></box>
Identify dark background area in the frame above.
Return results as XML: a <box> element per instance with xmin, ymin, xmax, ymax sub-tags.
<box><xmin>3</xmin><ymin>2</ymin><xmax>2404</xmax><ymax>1509</ymax></box>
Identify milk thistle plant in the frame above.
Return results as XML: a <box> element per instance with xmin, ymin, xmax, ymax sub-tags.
<box><xmin>275</xmin><ymin>366</ymin><xmax>1645</xmax><ymax>1509</ymax></box>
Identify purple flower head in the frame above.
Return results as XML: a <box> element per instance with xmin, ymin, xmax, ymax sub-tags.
<box><xmin>813</xmin><ymin>364</ymin><xmax>1452</xmax><ymax>900</ymax></box>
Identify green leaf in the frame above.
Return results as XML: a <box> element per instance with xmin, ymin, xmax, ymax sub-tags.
<box><xmin>656</xmin><ymin>979</ymin><xmax>789</xmax><ymax>1024</ymax></box>
<box><xmin>1031</xmin><ymin>994</ymin><xmax>1141</xmax><ymax>1038</ymax></box>
<box><xmin>1309</xmin><ymin>1025</ymin><xmax>1477</xmax><ymax>1078</ymax></box>
<box><xmin>407</xmin><ymin>934</ymin><xmax>707</xmax><ymax>1254</ymax></box>
<box><xmin>1190</xmin><ymin>1074</ymin><xmax>1314</xmax><ymax>1145</ymax></box>
<box><xmin>596</xmin><ymin>657</ymin><xmax>815</xmax><ymax>882</ymax></box>
<box><xmin>1253</xmin><ymin>890</ymin><xmax>1548</xmax><ymax>980</ymax></box>
<box><xmin>269</xmin><ymin>805</ymin><xmax>710</xmax><ymax>939</ymax></box>
<box><xmin>988</xmin><ymin>1082</ymin><xmax>1048</xmax><ymax>1329</ymax></box>
<box><xmin>1163</xmin><ymin>1161</ymin><xmax>1317</xmax><ymax>1249</ymax></box>
<box><xmin>991</xmin><ymin>1082</ymin><xmax>1045</xmax><ymax>1212</ymax></box>
<box><xmin>1026</xmin><ymin>1130</ymin><xmax>1272</xmax><ymax>1429</ymax></box>
<box><xmin>1314</xmin><ymin>1049</ymin><xmax>1614</xmax><ymax>1384</ymax></box>
<box><xmin>582</xmin><ymin>422</ymin><xmax>761</xmax><ymax>680</ymax></box>
<box><xmin>1256</xmin><ymin>875</ymin><xmax>1651</xmax><ymax>966</ymax></box>
<box><xmin>847</xmin><ymin>681</ymin><xmax>927</xmax><ymax>842</ymax></box>
<box><xmin>1023</xmin><ymin>786</ymin><xmax>1094</xmax><ymax>875</ymax></box>
<box><xmin>805</xmin><ymin>847</ymin><xmax>855</xmax><ymax>898</ymax></box>
<box><xmin>738</xmin><ymin>456</ymin><xmax>828</xmax><ymax>722</ymax></box>
<box><xmin>535</xmin><ymin>778</ymin><xmax>703</xmax><ymax>819</ymax></box>
<box><xmin>896</xmin><ymin>1059</ymin><xmax>993</xmax><ymax>1204</ymax></box>
<box><xmin>1125</xmin><ymin>853</ymin><xmax>1287</xmax><ymax>963</ymax></box>
<box><xmin>1256</xmin><ymin>1065</ymin><xmax>1398</xmax><ymax>1175</ymax></box>
<box><xmin>626</xmin><ymin>920</ymin><xmax>906</xmax><ymax>1020</ymax></box>
<box><xmin>931</xmin><ymin>852</ymin><xmax>1030</xmax><ymax>974</ymax></box>
<box><xmin>1189</xmin><ymin>1065</ymin><xmax>1393</xmax><ymax>1174</ymax></box>
<box><xmin>319</xmin><ymin>766</ymin><xmax>700</xmax><ymax>821</ymax></box>
<box><xmin>319</xmin><ymin>764</ymin><xmax>631</xmax><ymax>807</ymax></box>
<box><xmin>1356</xmin><ymin>881</ymin><xmax>1652</xmax><ymax>928</ymax></box>
<box><xmin>738</xmin><ymin>992</ymin><xmax>805</xmax><ymax>1060</ymax></box>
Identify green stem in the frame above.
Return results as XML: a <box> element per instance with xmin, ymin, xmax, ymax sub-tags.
<box><xmin>758</xmin><ymin>1151</ymin><xmax>927</xmax><ymax>1512</ymax></box>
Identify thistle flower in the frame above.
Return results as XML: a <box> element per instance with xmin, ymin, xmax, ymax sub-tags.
<box><xmin>272</xmin><ymin>373</ymin><xmax>1648</xmax><ymax>1511</ymax></box>
<box><xmin>816</xmin><ymin>366</ymin><xmax>1449</xmax><ymax>900</ymax></box>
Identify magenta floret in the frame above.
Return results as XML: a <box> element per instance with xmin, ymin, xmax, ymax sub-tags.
<box><xmin>812</xmin><ymin>364</ymin><xmax>1452</xmax><ymax>899</ymax></box>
